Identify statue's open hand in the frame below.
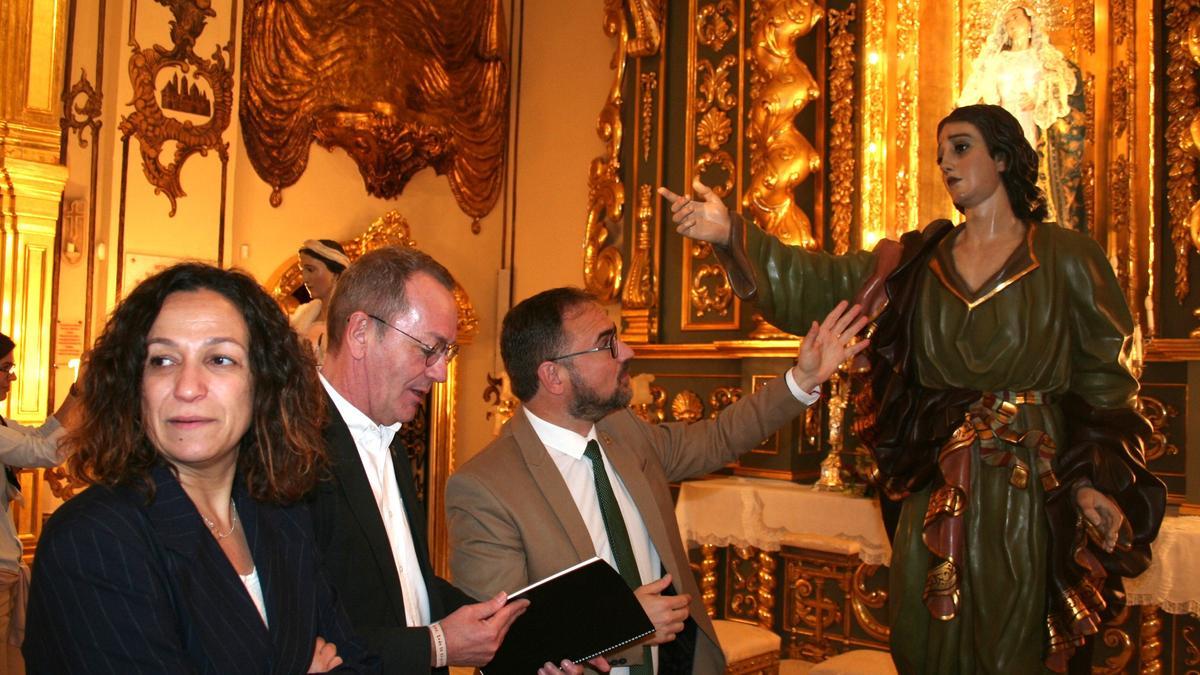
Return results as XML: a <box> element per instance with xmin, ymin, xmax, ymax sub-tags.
<box><xmin>658</xmin><ymin>178</ymin><xmax>732</xmax><ymax>247</ymax></box>
<box><xmin>1075</xmin><ymin>485</ymin><xmax>1127</xmax><ymax>553</ymax></box>
<box><xmin>791</xmin><ymin>301</ymin><xmax>870</xmax><ymax>392</ymax></box>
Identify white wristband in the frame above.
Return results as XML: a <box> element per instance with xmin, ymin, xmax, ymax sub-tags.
<box><xmin>429</xmin><ymin>622</ymin><xmax>448</xmax><ymax>668</ymax></box>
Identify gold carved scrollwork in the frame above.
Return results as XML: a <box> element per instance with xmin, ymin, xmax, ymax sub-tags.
<box><xmin>691</xmin><ymin>264</ymin><xmax>734</xmax><ymax>318</ymax></box>
<box><xmin>894</xmin><ymin>0</ymin><xmax>918</xmax><ymax>234</ymax></box>
<box><xmin>1112</xmin><ymin>0</ymin><xmax>1134</xmax><ymax>46</ymax></box>
<box><xmin>119</xmin><ymin>0</ymin><xmax>234</xmax><ymax>216</ymax></box>
<box><xmin>584</xmin><ymin>0</ymin><xmax>664</xmax><ymax>301</ymax></box>
<box><xmin>1093</xmin><ymin>606</ymin><xmax>1134</xmax><ymax>675</ymax></box>
<box><xmin>631</xmin><ymin>385</ymin><xmax>667</xmax><ymax>424</ymax></box>
<box><xmin>671</xmin><ymin>390</ymin><xmax>704</xmax><ymax>423</ymax></box>
<box><xmin>744</xmin><ymin>0</ymin><xmax>822</xmax><ymax>249</ymax></box>
<box><xmin>727</xmin><ymin>547</ymin><xmax>773</xmax><ymax>625</ymax></box>
<box><xmin>239</xmin><ymin>0</ymin><xmax>508</xmax><ymax>224</ymax></box>
<box><xmin>640</xmin><ymin>73</ymin><xmax>658</xmax><ymax>163</ymax></box>
<box><xmin>1083</xmin><ymin>74</ymin><xmax>1097</xmax><ymax>236</ymax></box>
<box><xmin>697</xmin><ymin>0</ymin><xmax>738</xmax><ymax>52</ymax></box>
<box><xmin>1139</xmin><ymin>396</ymin><xmax>1180</xmax><ymax>462</ymax></box>
<box><xmin>850</xmin><ymin>563</ymin><xmax>889</xmax><ymax>642</ymax></box>
<box><xmin>1169</xmin><ymin>1</ymin><xmax>1200</xmax><ymax>305</ymax></box>
<box><xmin>625</xmin><ymin>0</ymin><xmax>665</xmax><ymax>57</ymax></box>
<box><xmin>1112</xmin><ymin>63</ymin><xmax>1133</xmax><ymax>141</ymax></box>
<box><xmin>783</xmin><ymin>556</ymin><xmax>843</xmax><ymax>662</ymax></box>
<box><xmin>708</xmin><ymin>386</ymin><xmax>743</xmax><ymax>418</ymax></box>
<box><xmin>697</xmin><ymin>56</ymin><xmax>738</xmax><ymax>112</ymax></box>
<box><xmin>1076</xmin><ymin>0</ymin><xmax>1096</xmax><ymax>53</ymax></box>
<box><xmin>827</xmin><ymin>5</ymin><xmax>856</xmax><ymax>255</ymax></box>
<box><xmin>1183</xmin><ymin>624</ymin><xmax>1200</xmax><ymax>665</ymax></box>
<box><xmin>621</xmin><ymin>184</ymin><xmax>659</xmax><ymax>341</ymax></box>
<box><xmin>1110</xmin><ymin>157</ymin><xmax>1133</xmax><ymax>291</ymax></box>
<box><xmin>695</xmin><ymin>151</ymin><xmax>737</xmax><ymax>198</ymax></box>
<box><xmin>61</xmin><ymin>69</ymin><xmax>103</xmax><ymax>149</ymax></box>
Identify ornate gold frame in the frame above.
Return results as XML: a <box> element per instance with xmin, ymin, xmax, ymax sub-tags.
<box><xmin>119</xmin><ymin>0</ymin><xmax>236</xmax><ymax>218</ymax></box>
<box><xmin>265</xmin><ymin>210</ymin><xmax>476</xmax><ymax>576</ymax></box>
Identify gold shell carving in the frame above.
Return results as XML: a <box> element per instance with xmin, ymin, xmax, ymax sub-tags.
<box><xmin>671</xmin><ymin>390</ymin><xmax>704</xmax><ymax>423</ymax></box>
<box><xmin>697</xmin><ymin>109</ymin><xmax>733</xmax><ymax>151</ymax></box>
<box><xmin>239</xmin><ymin>0</ymin><xmax>509</xmax><ymax>222</ymax></box>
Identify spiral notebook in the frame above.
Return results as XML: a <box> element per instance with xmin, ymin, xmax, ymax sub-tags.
<box><xmin>481</xmin><ymin>557</ymin><xmax>655</xmax><ymax>674</ymax></box>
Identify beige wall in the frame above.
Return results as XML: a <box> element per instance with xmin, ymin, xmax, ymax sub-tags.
<box><xmin>509</xmin><ymin>0</ymin><xmax>612</xmax><ymax>305</ymax></box>
<box><xmin>53</xmin><ymin>0</ymin><xmax>618</xmax><ymax>469</ymax></box>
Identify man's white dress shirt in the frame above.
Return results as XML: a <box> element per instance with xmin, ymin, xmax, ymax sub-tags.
<box><xmin>321</xmin><ymin>374</ymin><xmax>432</xmax><ymax>626</ymax></box>
<box><xmin>523</xmin><ymin>368</ymin><xmax>817</xmax><ymax>673</ymax></box>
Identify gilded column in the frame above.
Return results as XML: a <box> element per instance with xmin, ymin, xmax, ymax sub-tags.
<box><xmin>1</xmin><ymin>0</ymin><xmax>70</xmax><ymax>423</ymax></box>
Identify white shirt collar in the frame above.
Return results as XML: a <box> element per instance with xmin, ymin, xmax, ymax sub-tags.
<box><xmin>522</xmin><ymin>407</ymin><xmax>596</xmax><ymax>460</ymax></box>
<box><xmin>319</xmin><ymin>372</ymin><xmax>401</xmax><ymax>450</ymax></box>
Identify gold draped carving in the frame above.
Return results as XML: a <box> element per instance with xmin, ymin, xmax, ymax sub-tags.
<box><xmin>239</xmin><ymin>0</ymin><xmax>509</xmax><ymax>225</ymax></box>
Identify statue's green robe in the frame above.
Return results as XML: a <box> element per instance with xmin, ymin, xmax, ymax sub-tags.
<box><xmin>723</xmin><ymin>216</ymin><xmax>1164</xmax><ymax>674</ymax></box>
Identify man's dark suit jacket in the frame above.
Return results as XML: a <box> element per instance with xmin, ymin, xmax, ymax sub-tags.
<box><xmin>23</xmin><ymin>463</ymin><xmax>376</xmax><ymax>674</ymax></box>
<box><xmin>307</xmin><ymin>394</ymin><xmax>472</xmax><ymax>673</ymax></box>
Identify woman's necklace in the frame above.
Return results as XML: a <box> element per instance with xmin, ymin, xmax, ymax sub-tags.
<box><xmin>200</xmin><ymin>500</ymin><xmax>238</xmax><ymax>539</ymax></box>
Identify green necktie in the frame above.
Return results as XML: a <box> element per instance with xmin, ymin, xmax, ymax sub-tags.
<box><xmin>583</xmin><ymin>439</ymin><xmax>653</xmax><ymax>674</ymax></box>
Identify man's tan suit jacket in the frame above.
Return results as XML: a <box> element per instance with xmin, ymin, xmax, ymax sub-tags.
<box><xmin>446</xmin><ymin>376</ymin><xmax>808</xmax><ymax>674</ymax></box>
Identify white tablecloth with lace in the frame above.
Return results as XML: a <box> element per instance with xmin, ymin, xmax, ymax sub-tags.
<box><xmin>1124</xmin><ymin>515</ymin><xmax>1200</xmax><ymax>615</ymax></box>
<box><xmin>674</xmin><ymin>476</ymin><xmax>893</xmax><ymax>566</ymax></box>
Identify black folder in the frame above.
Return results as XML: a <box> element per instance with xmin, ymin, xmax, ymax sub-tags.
<box><xmin>482</xmin><ymin>557</ymin><xmax>655</xmax><ymax>674</ymax></box>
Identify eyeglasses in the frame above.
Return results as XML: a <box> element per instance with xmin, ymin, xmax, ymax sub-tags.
<box><xmin>0</xmin><ymin>364</ymin><xmax>13</xmax><ymax>376</ymax></box>
<box><xmin>548</xmin><ymin>333</ymin><xmax>619</xmax><ymax>362</ymax></box>
<box><xmin>366</xmin><ymin>314</ymin><xmax>460</xmax><ymax>367</ymax></box>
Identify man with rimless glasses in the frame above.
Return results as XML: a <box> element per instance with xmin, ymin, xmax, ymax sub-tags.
<box><xmin>446</xmin><ymin>287</ymin><xmax>868</xmax><ymax>674</ymax></box>
<box><xmin>308</xmin><ymin>247</ymin><xmax>545</xmax><ymax>674</ymax></box>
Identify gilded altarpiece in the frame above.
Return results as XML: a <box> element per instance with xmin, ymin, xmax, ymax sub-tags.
<box><xmin>595</xmin><ymin>0</ymin><xmax>1200</xmax><ymax>669</ymax></box>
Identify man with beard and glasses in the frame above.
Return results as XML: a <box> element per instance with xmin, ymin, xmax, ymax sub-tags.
<box><xmin>445</xmin><ymin>287</ymin><xmax>868</xmax><ymax>674</ymax></box>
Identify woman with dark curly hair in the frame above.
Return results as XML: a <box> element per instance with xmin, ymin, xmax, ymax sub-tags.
<box><xmin>22</xmin><ymin>263</ymin><xmax>378</xmax><ymax>673</ymax></box>
<box><xmin>662</xmin><ymin>104</ymin><xmax>1165</xmax><ymax>673</ymax></box>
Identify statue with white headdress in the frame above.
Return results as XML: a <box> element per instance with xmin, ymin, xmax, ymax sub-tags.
<box><xmin>959</xmin><ymin>3</ymin><xmax>1086</xmax><ymax>232</ymax></box>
